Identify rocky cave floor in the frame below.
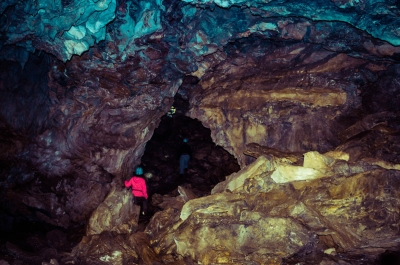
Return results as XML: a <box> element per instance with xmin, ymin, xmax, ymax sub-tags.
<box><xmin>0</xmin><ymin>98</ymin><xmax>241</xmax><ymax>265</ymax></box>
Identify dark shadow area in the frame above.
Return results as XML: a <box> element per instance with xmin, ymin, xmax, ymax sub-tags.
<box><xmin>376</xmin><ymin>250</ymin><xmax>400</xmax><ymax>265</ymax></box>
<box><xmin>0</xmin><ymin>210</ymin><xmax>85</xmax><ymax>265</ymax></box>
<box><xmin>140</xmin><ymin>94</ymin><xmax>240</xmax><ymax>198</ymax></box>
<box><xmin>132</xmin><ymin>94</ymin><xmax>241</xmax><ymax>229</ymax></box>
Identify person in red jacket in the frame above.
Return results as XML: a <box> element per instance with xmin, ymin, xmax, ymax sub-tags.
<box><xmin>125</xmin><ymin>167</ymin><xmax>148</xmax><ymax>215</ymax></box>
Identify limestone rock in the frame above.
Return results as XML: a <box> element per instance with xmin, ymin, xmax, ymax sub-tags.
<box><xmin>147</xmin><ymin>145</ymin><xmax>400</xmax><ymax>264</ymax></box>
<box><xmin>188</xmin><ymin>44</ymin><xmax>358</xmax><ymax>166</ymax></box>
<box><xmin>211</xmin><ymin>156</ymin><xmax>274</xmax><ymax>194</ymax></box>
<box><xmin>271</xmin><ymin>164</ymin><xmax>326</xmax><ymax>183</ymax></box>
<box><xmin>174</xmin><ymin>214</ymin><xmax>311</xmax><ymax>265</ymax></box>
<box><xmin>145</xmin><ymin>207</ymin><xmax>183</xmax><ymax>256</ymax></box>
<box><xmin>70</xmin><ymin>231</ymin><xmax>140</xmax><ymax>265</ymax></box>
<box><xmin>178</xmin><ymin>186</ymin><xmax>197</xmax><ymax>202</ymax></box>
<box><xmin>151</xmin><ymin>193</ymin><xmax>185</xmax><ymax>211</ymax></box>
<box><xmin>244</xmin><ymin>142</ymin><xmax>303</xmax><ymax>164</ymax></box>
<box><xmin>86</xmin><ymin>186</ymin><xmax>139</xmax><ymax>236</ymax></box>
<box><xmin>150</xmin><ymin>186</ymin><xmax>198</xmax><ymax>212</ymax></box>
<box><xmin>267</xmin><ymin>150</ymin><xmax>342</xmax><ymax>183</ymax></box>
<box><xmin>304</xmin><ymin>151</ymin><xmax>337</xmax><ymax>170</ymax></box>
<box><xmin>323</xmin><ymin>151</ymin><xmax>350</xmax><ymax>162</ymax></box>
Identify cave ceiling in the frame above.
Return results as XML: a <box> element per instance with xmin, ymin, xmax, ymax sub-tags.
<box><xmin>1</xmin><ymin>0</ymin><xmax>400</xmax><ymax>234</ymax></box>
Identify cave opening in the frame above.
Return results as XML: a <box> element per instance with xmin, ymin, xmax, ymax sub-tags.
<box><xmin>139</xmin><ymin>93</ymin><xmax>240</xmax><ymax>207</ymax></box>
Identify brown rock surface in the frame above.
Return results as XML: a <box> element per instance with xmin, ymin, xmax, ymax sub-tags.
<box><xmin>188</xmin><ymin>42</ymin><xmax>375</xmax><ymax>167</ymax></box>
<box><xmin>86</xmin><ymin>186</ymin><xmax>140</xmax><ymax>236</ymax></box>
<box><xmin>145</xmin><ymin>152</ymin><xmax>400</xmax><ymax>264</ymax></box>
<box><xmin>70</xmin><ymin>231</ymin><xmax>141</xmax><ymax>265</ymax></box>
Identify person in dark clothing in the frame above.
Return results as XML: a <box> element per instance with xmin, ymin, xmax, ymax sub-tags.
<box><xmin>125</xmin><ymin>167</ymin><xmax>148</xmax><ymax>215</ymax></box>
<box><xmin>178</xmin><ymin>138</ymin><xmax>192</xmax><ymax>175</ymax></box>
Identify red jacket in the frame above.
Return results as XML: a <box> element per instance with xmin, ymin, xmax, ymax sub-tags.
<box><xmin>125</xmin><ymin>176</ymin><xmax>148</xmax><ymax>199</ymax></box>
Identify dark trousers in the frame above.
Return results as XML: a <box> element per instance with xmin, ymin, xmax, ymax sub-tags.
<box><xmin>133</xmin><ymin>196</ymin><xmax>148</xmax><ymax>215</ymax></box>
<box><xmin>180</xmin><ymin>154</ymin><xmax>190</xmax><ymax>174</ymax></box>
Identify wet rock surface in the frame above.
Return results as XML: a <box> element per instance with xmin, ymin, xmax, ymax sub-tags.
<box><xmin>145</xmin><ymin>138</ymin><xmax>400</xmax><ymax>264</ymax></box>
<box><xmin>1</xmin><ymin>0</ymin><xmax>400</xmax><ymax>264</ymax></box>
<box><xmin>187</xmin><ymin>39</ymin><xmax>399</xmax><ymax>166</ymax></box>
<box><xmin>60</xmin><ymin>125</ymin><xmax>400</xmax><ymax>265</ymax></box>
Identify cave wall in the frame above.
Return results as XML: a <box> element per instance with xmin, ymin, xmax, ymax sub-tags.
<box><xmin>0</xmin><ymin>0</ymin><xmax>184</xmax><ymax>226</ymax></box>
<box><xmin>187</xmin><ymin>34</ymin><xmax>400</xmax><ymax>166</ymax></box>
<box><xmin>180</xmin><ymin>6</ymin><xmax>400</xmax><ymax>166</ymax></box>
<box><xmin>1</xmin><ymin>0</ymin><xmax>400</xmax><ymax>230</ymax></box>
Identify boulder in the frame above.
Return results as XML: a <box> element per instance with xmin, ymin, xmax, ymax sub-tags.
<box><xmin>86</xmin><ymin>186</ymin><xmax>139</xmax><ymax>236</ymax></box>
<box><xmin>147</xmin><ymin>149</ymin><xmax>400</xmax><ymax>264</ymax></box>
<box><xmin>70</xmin><ymin>232</ymin><xmax>140</xmax><ymax>265</ymax></box>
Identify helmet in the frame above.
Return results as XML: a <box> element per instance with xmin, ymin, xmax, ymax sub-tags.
<box><xmin>183</xmin><ymin>138</ymin><xmax>188</xmax><ymax>143</ymax></box>
<box><xmin>135</xmin><ymin>167</ymin><xmax>143</xmax><ymax>175</ymax></box>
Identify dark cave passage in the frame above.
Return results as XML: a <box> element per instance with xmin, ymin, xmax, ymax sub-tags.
<box><xmin>140</xmin><ymin>95</ymin><xmax>240</xmax><ymax>198</ymax></box>
<box><xmin>133</xmin><ymin>94</ymin><xmax>241</xmax><ymax>229</ymax></box>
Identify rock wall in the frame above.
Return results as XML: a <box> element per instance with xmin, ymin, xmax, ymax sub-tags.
<box><xmin>187</xmin><ymin>23</ymin><xmax>400</xmax><ymax>166</ymax></box>
<box><xmin>144</xmin><ymin>133</ymin><xmax>400</xmax><ymax>264</ymax></box>
<box><xmin>0</xmin><ymin>0</ymin><xmax>202</xmax><ymax>226</ymax></box>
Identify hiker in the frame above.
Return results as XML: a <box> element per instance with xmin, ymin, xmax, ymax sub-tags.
<box><xmin>178</xmin><ymin>138</ymin><xmax>192</xmax><ymax>175</ymax></box>
<box><xmin>125</xmin><ymin>167</ymin><xmax>148</xmax><ymax>215</ymax></box>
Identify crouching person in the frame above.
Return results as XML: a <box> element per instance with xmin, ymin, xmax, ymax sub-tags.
<box><xmin>125</xmin><ymin>167</ymin><xmax>148</xmax><ymax>215</ymax></box>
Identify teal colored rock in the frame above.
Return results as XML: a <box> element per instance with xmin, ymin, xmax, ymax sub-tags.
<box><xmin>182</xmin><ymin>0</ymin><xmax>400</xmax><ymax>46</ymax></box>
<box><xmin>2</xmin><ymin>0</ymin><xmax>117</xmax><ymax>61</ymax></box>
<box><xmin>1</xmin><ymin>0</ymin><xmax>399</xmax><ymax>66</ymax></box>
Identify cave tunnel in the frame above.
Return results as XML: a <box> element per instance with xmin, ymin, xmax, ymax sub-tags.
<box><xmin>136</xmin><ymin>92</ymin><xmax>242</xmax><ymax>230</ymax></box>
<box><xmin>140</xmin><ymin>92</ymin><xmax>240</xmax><ymax>200</ymax></box>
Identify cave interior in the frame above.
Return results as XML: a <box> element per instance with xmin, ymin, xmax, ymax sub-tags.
<box><xmin>1</xmin><ymin>0</ymin><xmax>400</xmax><ymax>264</ymax></box>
